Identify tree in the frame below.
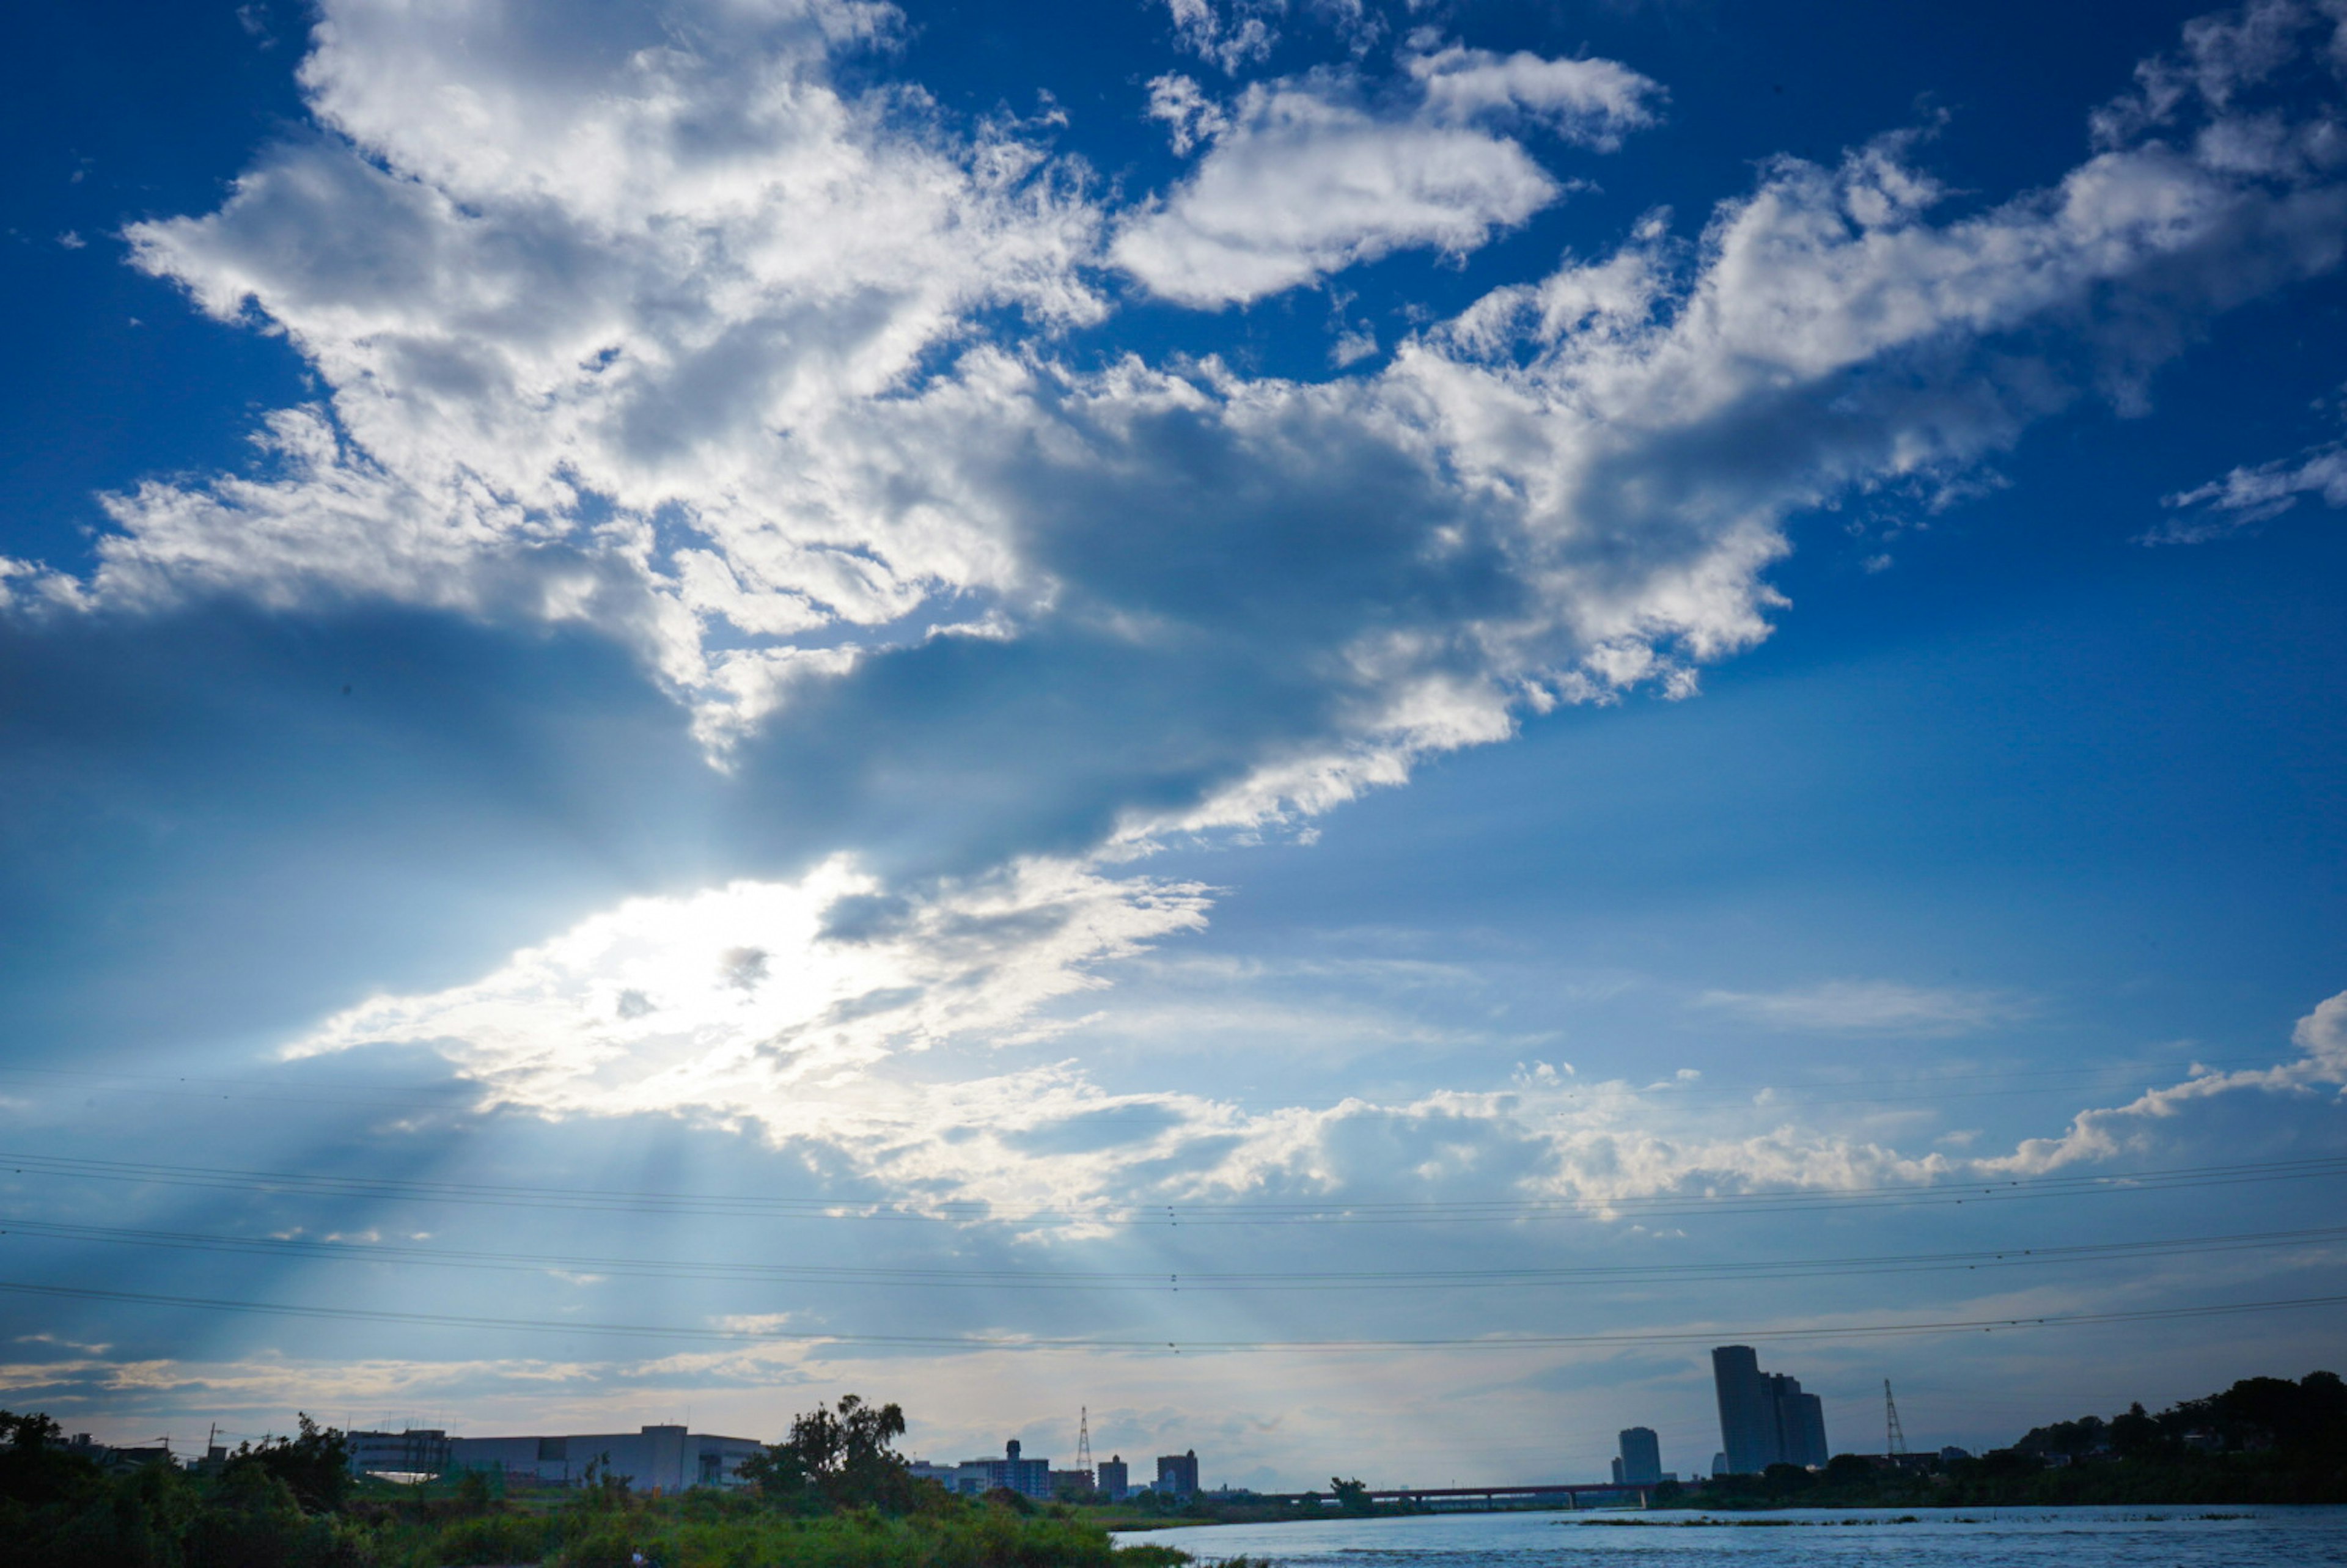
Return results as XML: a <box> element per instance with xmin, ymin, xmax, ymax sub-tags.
<box><xmin>1330</xmin><ymin>1477</ymin><xmax>1372</xmax><ymax>1515</ymax></box>
<box><xmin>2018</xmin><ymin>1415</ymin><xmax>2108</xmax><ymax>1458</ymax></box>
<box><xmin>0</xmin><ymin>1409</ymin><xmax>101</xmax><ymax>1508</ymax></box>
<box><xmin>2109</xmin><ymin>1402</ymin><xmax>2166</xmax><ymax>1460</ymax></box>
<box><xmin>1823</xmin><ymin>1453</ymin><xmax>1875</xmax><ymax>1486</ymax></box>
<box><xmin>223</xmin><ymin>1413</ymin><xmax>352</xmax><ymax>1512</ymax></box>
<box><xmin>741</xmin><ymin>1394</ymin><xmax>914</xmax><ymax>1511</ymax></box>
<box><xmin>2206</xmin><ymin>1371</ymin><xmax>2347</xmax><ymax>1454</ymax></box>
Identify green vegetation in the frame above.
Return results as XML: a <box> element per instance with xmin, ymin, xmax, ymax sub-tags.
<box><xmin>0</xmin><ymin>1398</ymin><xmax>1202</xmax><ymax>1568</ymax></box>
<box><xmin>1668</xmin><ymin>1370</ymin><xmax>2347</xmax><ymax>1510</ymax></box>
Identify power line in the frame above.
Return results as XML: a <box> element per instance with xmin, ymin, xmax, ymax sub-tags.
<box><xmin>0</xmin><ymin>1277</ymin><xmax>2338</xmax><ymax>1353</ymax></box>
<box><xmin>3</xmin><ymin>1215</ymin><xmax>2343</xmax><ymax>1291</ymax></box>
<box><xmin>3</xmin><ymin>1149</ymin><xmax>2342</xmax><ymax>1226</ymax></box>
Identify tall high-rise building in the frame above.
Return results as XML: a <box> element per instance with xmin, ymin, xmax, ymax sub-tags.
<box><xmin>1785</xmin><ymin>1387</ymin><xmax>1829</xmax><ymax>1470</ymax></box>
<box><xmin>1096</xmin><ymin>1456</ymin><xmax>1129</xmax><ymax>1500</ymax></box>
<box><xmin>1615</xmin><ymin>1427</ymin><xmax>1663</xmax><ymax>1486</ymax></box>
<box><xmin>1712</xmin><ymin>1347</ymin><xmax>1831</xmax><ymax>1473</ymax></box>
<box><xmin>1713</xmin><ymin>1346</ymin><xmax>1778</xmax><ymax>1474</ymax></box>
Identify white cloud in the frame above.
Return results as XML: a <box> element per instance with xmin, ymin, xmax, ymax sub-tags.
<box><xmin>1695</xmin><ymin>980</ymin><xmax>2027</xmax><ymax>1035</ymax></box>
<box><xmin>1165</xmin><ymin>0</ymin><xmax>1282</xmax><ymax>75</ymax></box>
<box><xmin>99</xmin><ymin>0</ymin><xmax>1100</xmax><ymax>691</ymax></box>
<box><xmin>1995</xmin><ymin>987</ymin><xmax>2347</xmax><ymax>1171</ymax></box>
<box><xmin>285</xmin><ymin>854</ymin><xmax>1212</xmax><ymax>1122</ymax></box>
<box><xmin>1145</xmin><ymin>71</ymin><xmax>1230</xmax><ymax>156</ymax></box>
<box><xmin>1114</xmin><ymin>47</ymin><xmax>1659</xmax><ymax>307</ymax></box>
<box><xmin>2151</xmin><ymin>430</ymin><xmax>2347</xmax><ymax>541</ymax></box>
<box><xmin>1406</xmin><ymin>43</ymin><xmax>1664</xmax><ymax>149</ymax></box>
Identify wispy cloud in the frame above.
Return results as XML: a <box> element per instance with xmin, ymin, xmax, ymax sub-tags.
<box><xmin>1694</xmin><ymin>980</ymin><xmax>2029</xmax><ymax>1036</ymax></box>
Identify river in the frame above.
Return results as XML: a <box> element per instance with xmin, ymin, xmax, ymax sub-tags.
<box><xmin>1118</xmin><ymin>1505</ymin><xmax>2347</xmax><ymax>1566</ymax></box>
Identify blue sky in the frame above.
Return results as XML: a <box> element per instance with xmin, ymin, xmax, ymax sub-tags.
<box><xmin>2</xmin><ymin>0</ymin><xmax>2345</xmax><ymax>1487</ymax></box>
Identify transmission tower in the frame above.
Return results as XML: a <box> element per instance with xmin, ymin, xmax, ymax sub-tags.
<box><xmin>1076</xmin><ymin>1407</ymin><xmax>1093</xmax><ymax>1475</ymax></box>
<box><xmin>1884</xmin><ymin>1380</ymin><xmax>1908</xmax><ymax>1456</ymax></box>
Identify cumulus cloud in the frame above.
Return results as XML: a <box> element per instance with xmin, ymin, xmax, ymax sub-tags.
<box><xmin>1114</xmin><ymin>46</ymin><xmax>1660</xmax><ymax>306</ymax></box>
<box><xmin>1996</xmin><ymin>987</ymin><xmax>2347</xmax><ymax>1172</ymax></box>
<box><xmin>1406</xmin><ymin>43</ymin><xmax>1664</xmax><ymax>149</ymax></box>
<box><xmin>100</xmin><ymin>0</ymin><xmax>1100</xmax><ymax>691</ymax></box>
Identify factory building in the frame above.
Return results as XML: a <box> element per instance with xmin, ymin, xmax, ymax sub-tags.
<box><xmin>444</xmin><ymin>1424</ymin><xmax>763</xmax><ymax>1492</ymax></box>
<box><xmin>347</xmin><ymin>1429</ymin><xmax>453</xmax><ymax>1479</ymax></box>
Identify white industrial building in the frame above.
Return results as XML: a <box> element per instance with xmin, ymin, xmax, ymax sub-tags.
<box><xmin>444</xmin><ymin>1424</ymin><xmax>764</xmax><ymax>1492</ymax></box>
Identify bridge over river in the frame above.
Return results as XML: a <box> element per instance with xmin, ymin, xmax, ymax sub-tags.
<box><xmin>1246</xmin><ymin>1482</ymin><xmax>1658</xmax><ymax>1510</ymax></box>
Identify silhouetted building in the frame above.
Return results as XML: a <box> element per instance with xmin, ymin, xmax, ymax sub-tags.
<box><xmin>1711</xmin><ymin>1347</ymin><xmax>1831</xmax><ymax>1473</ymax></box>
<box><xmin>1615</xmin><ymin>1426</ymin><xmax>1663</xmax><ymax>1486</ymax></box>
<box><xmin>1774</xmin><ymin>1379</ymin><xmax>1828</xmax><ymax>1469</ymax></box>
<box><xmin>63</xmin><ymin>1435</ymin><xmax>174</xmax><ymax>1473</ymax></box>
<box><xmin>1097</xmin><ymin>1456</ymin><xmax>1129</xmax><ymax>1499</ymax></box>
<box><xmin>1713</xmin><ymin>1346</ymin><xmax>1776</xmax><ymax>1474</ymax></box>
<box><xmin>347</xmin><ymin>1428</ymin><xmax>452</xmax><ymax>1478</ymax></box>
<box><xmin>1156</xmin><ymin>1449</ymin><xmax>1199</xmax><ymax>1498</ymax></box>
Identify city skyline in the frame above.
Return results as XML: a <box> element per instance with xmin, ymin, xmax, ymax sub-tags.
<box><xmin>3</xmin><ymin>0</ymin><xmax>2345</xmax><ymax>1494</ymax></box>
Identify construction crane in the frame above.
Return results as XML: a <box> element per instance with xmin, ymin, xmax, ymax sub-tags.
<box><xmin>1884</xmin><ymin>1380</ymin><xmax>1908</xmax><ymax>1456</ymax></box>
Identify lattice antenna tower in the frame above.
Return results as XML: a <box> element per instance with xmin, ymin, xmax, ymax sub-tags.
<box><xmin>1076</xmin><ymin>1407</ymin><xmax>1093</xmax><ymax>1474</ymax></box>
<box><xmin>1884</xmin><ymin>1380</ymin><xmax>1908</xmax><ymax>1456</ymax></box>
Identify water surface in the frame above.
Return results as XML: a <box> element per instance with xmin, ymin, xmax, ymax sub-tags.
<box><xmin>1120</xmin><ymin>1504</ymin><xmax>2347</xmax><ymax>1566</ymax></box>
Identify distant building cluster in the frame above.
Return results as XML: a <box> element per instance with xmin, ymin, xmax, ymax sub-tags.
<box><xmin>1597</xmin><ymin>1347</ymin><xmax>1842</xmax><ymax>1488</ymax></box>
<box><xmin>225</xmin><ymin>1350</ymin><xmax>1879</xmax><ymax>1504</ymax></box>
<box><xmin>906</xmin><ymin>1438</ymin><xmax>1052</xmax><ymax>1499</ymax></box>
<box><xmin>1711</xmin><ymin>1345</ymin><xmax>1830</xmax><ymax>1473</ymax></box>
<box><xmin>340</xmin><ymin>1416</ymin><xmax>1198</xmax><ymax>1506</ymax></box>
<box><xmin>899</xmin><ymin>1440</ymin><xmax>1199</xmax><ymax>1504</ymax></box>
